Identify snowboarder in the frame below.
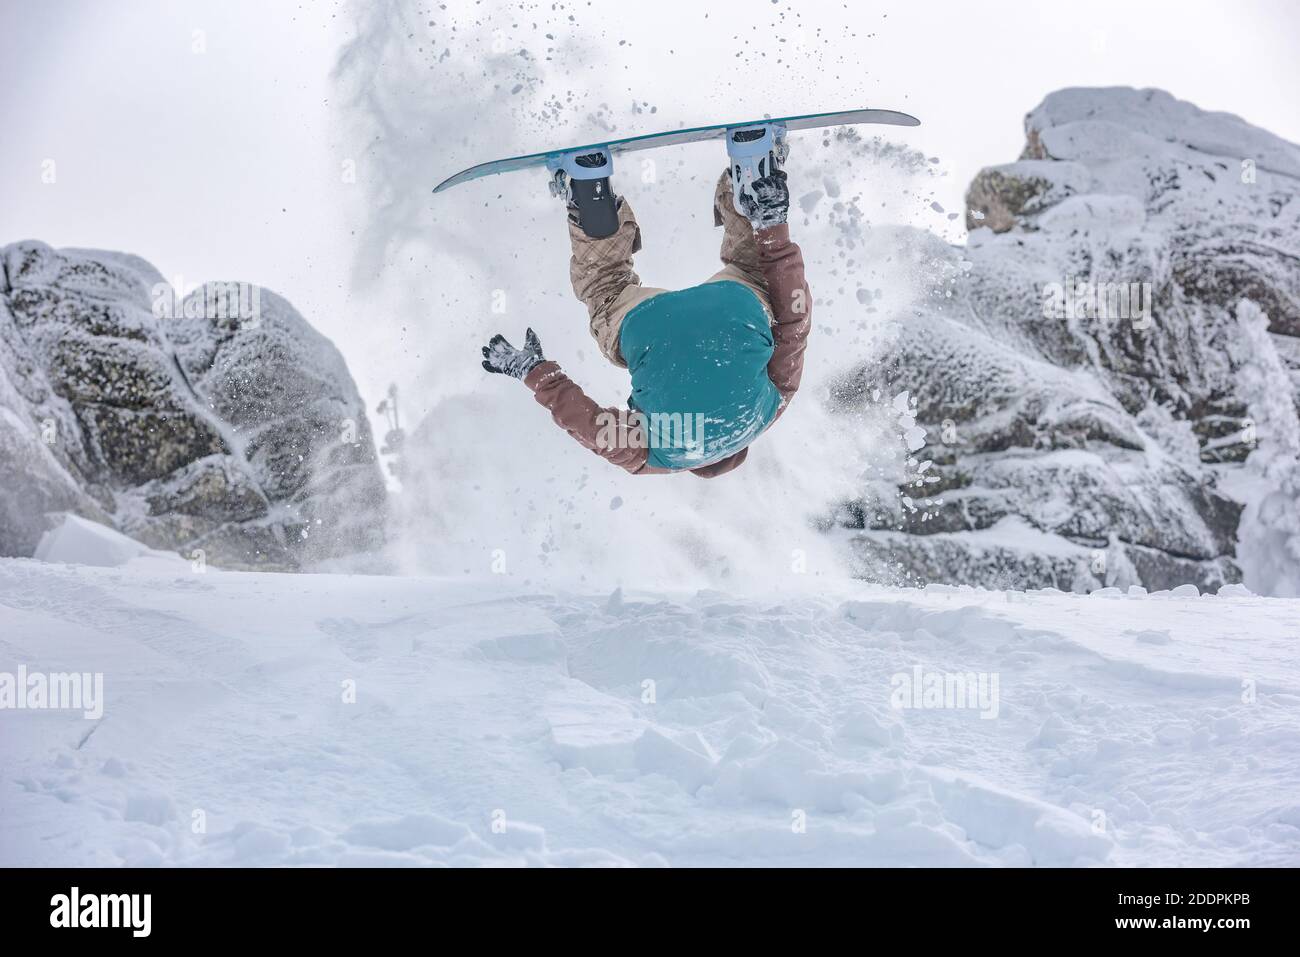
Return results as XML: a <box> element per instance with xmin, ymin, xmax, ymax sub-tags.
<box><xmin>480</xmin><ymin>146</ymin><xmax>810</xmax><ymax>477</ymax></box>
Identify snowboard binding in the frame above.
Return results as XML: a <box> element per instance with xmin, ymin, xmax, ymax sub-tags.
<box><xmin>548</xmin><ymin>150</ymin><xmax>619</xmax><ymax>239</ymax></box>
<box><xmin>546</xmin><ymin>124</ymin><xmax>789</xmax><ymax>237</ymax></box>
<box><xmin>726</xmin><ymin>123</ymin><xmax>788</xmax><ymax>215</ymax></box>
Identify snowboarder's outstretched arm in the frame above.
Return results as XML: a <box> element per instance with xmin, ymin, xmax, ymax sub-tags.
<box><xmin>482</xmin><ymin>331</ymin><xmax>659</xmax><ymax>473</ymax></box>
<box><xmin>522</xmin><ymin>361</ymin><xmax>668</xmax><ymax>475</ymax></box>
<box><xmin>483</xmin><ymin>327</ymin><xmax>741</xmax><ymax>475</ymax></box>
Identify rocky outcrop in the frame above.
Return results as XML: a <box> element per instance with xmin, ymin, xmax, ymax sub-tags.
<box><xmin>0</xmin><ymin>241</ymin><xmax>387</xmax><ymax>569</ymax></box>
<box><xmin>839</xmin><ymin>88</ymin><xmax>1300</xmax><ymax>592</ymax></box>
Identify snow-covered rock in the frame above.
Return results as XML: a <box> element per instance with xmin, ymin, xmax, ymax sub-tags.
<box><xmin>0</xmin><ymin>354</ymin><xmax>110</xmax><ymax>556</ymax></box>
<box><xmin>0</xmin><ymin>241</ymin><xmax>386</xmax><ymax>569</ymax></box>
<box><xmin>841</xmin><ymin>87</ymin><xmax>1300</xmax><ymax>593</ymax></box>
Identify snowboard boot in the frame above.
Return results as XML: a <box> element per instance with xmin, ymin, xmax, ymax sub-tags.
<box><xmin>727</xmin><ymin>126</ymin><xmax>789</xmax><ymax>217</ymax></box>
<box><xmin>550</xmin><ymin>151</ymin><xmax>620</xmax><ymax>240</ymax></box>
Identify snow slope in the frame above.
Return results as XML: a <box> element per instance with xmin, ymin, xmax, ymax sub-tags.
<box><xmin>3</xmin><ymin>549</ymin><xmax>1297</xmax><ymax>867</ymax></box>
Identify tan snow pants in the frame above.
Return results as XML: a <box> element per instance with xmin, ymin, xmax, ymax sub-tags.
<box><xmin>567</xmin><ymin>169</ymin><xmax>772</xmax><ymax>368</ymax></box>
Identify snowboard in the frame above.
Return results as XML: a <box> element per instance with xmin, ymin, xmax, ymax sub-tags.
<box><xmin>432</xmin><ymin>108</ymin><xmax>920</xmax><ymax>194</ymax></box>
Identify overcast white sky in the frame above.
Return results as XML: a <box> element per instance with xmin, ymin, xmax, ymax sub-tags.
<box><xmin>3</xmin><ymin>0</ymin><xmax>1298</xmax><ymax>411</ymax></box>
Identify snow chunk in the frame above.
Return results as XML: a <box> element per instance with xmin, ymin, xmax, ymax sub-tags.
<box><xmin>34</xmin><ymin>515</ymin><xmax>183</xmax><ymax>569</ymax></box>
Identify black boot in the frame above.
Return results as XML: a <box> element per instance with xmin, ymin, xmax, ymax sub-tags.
<box><xmin>558</xmin><ymin>152</ymin><xmax>620</xmax><ymax>240</ymax></box>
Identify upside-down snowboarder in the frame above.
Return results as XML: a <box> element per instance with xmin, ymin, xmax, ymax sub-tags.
<box><xmin>480</xmin><ymin>140</ymin><xmax>811</xmax><ymax>477</ymax></box>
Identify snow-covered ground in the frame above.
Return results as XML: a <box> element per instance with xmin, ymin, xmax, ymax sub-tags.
<box><xmin>4</xmin><ymin>528</ymin><xmax>1298</xmax><ymax>867</ymax></box>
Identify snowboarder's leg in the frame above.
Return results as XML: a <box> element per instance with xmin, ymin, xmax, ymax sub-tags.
<box><xmin>567</xmin><ymin>196</ymin><xmax>666</xmax><ymax>368</ymax></box>
<box><xmin>706</xmin><ymin>168</ymin><xmax>771</xmax><ymax>307</ymax></box>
